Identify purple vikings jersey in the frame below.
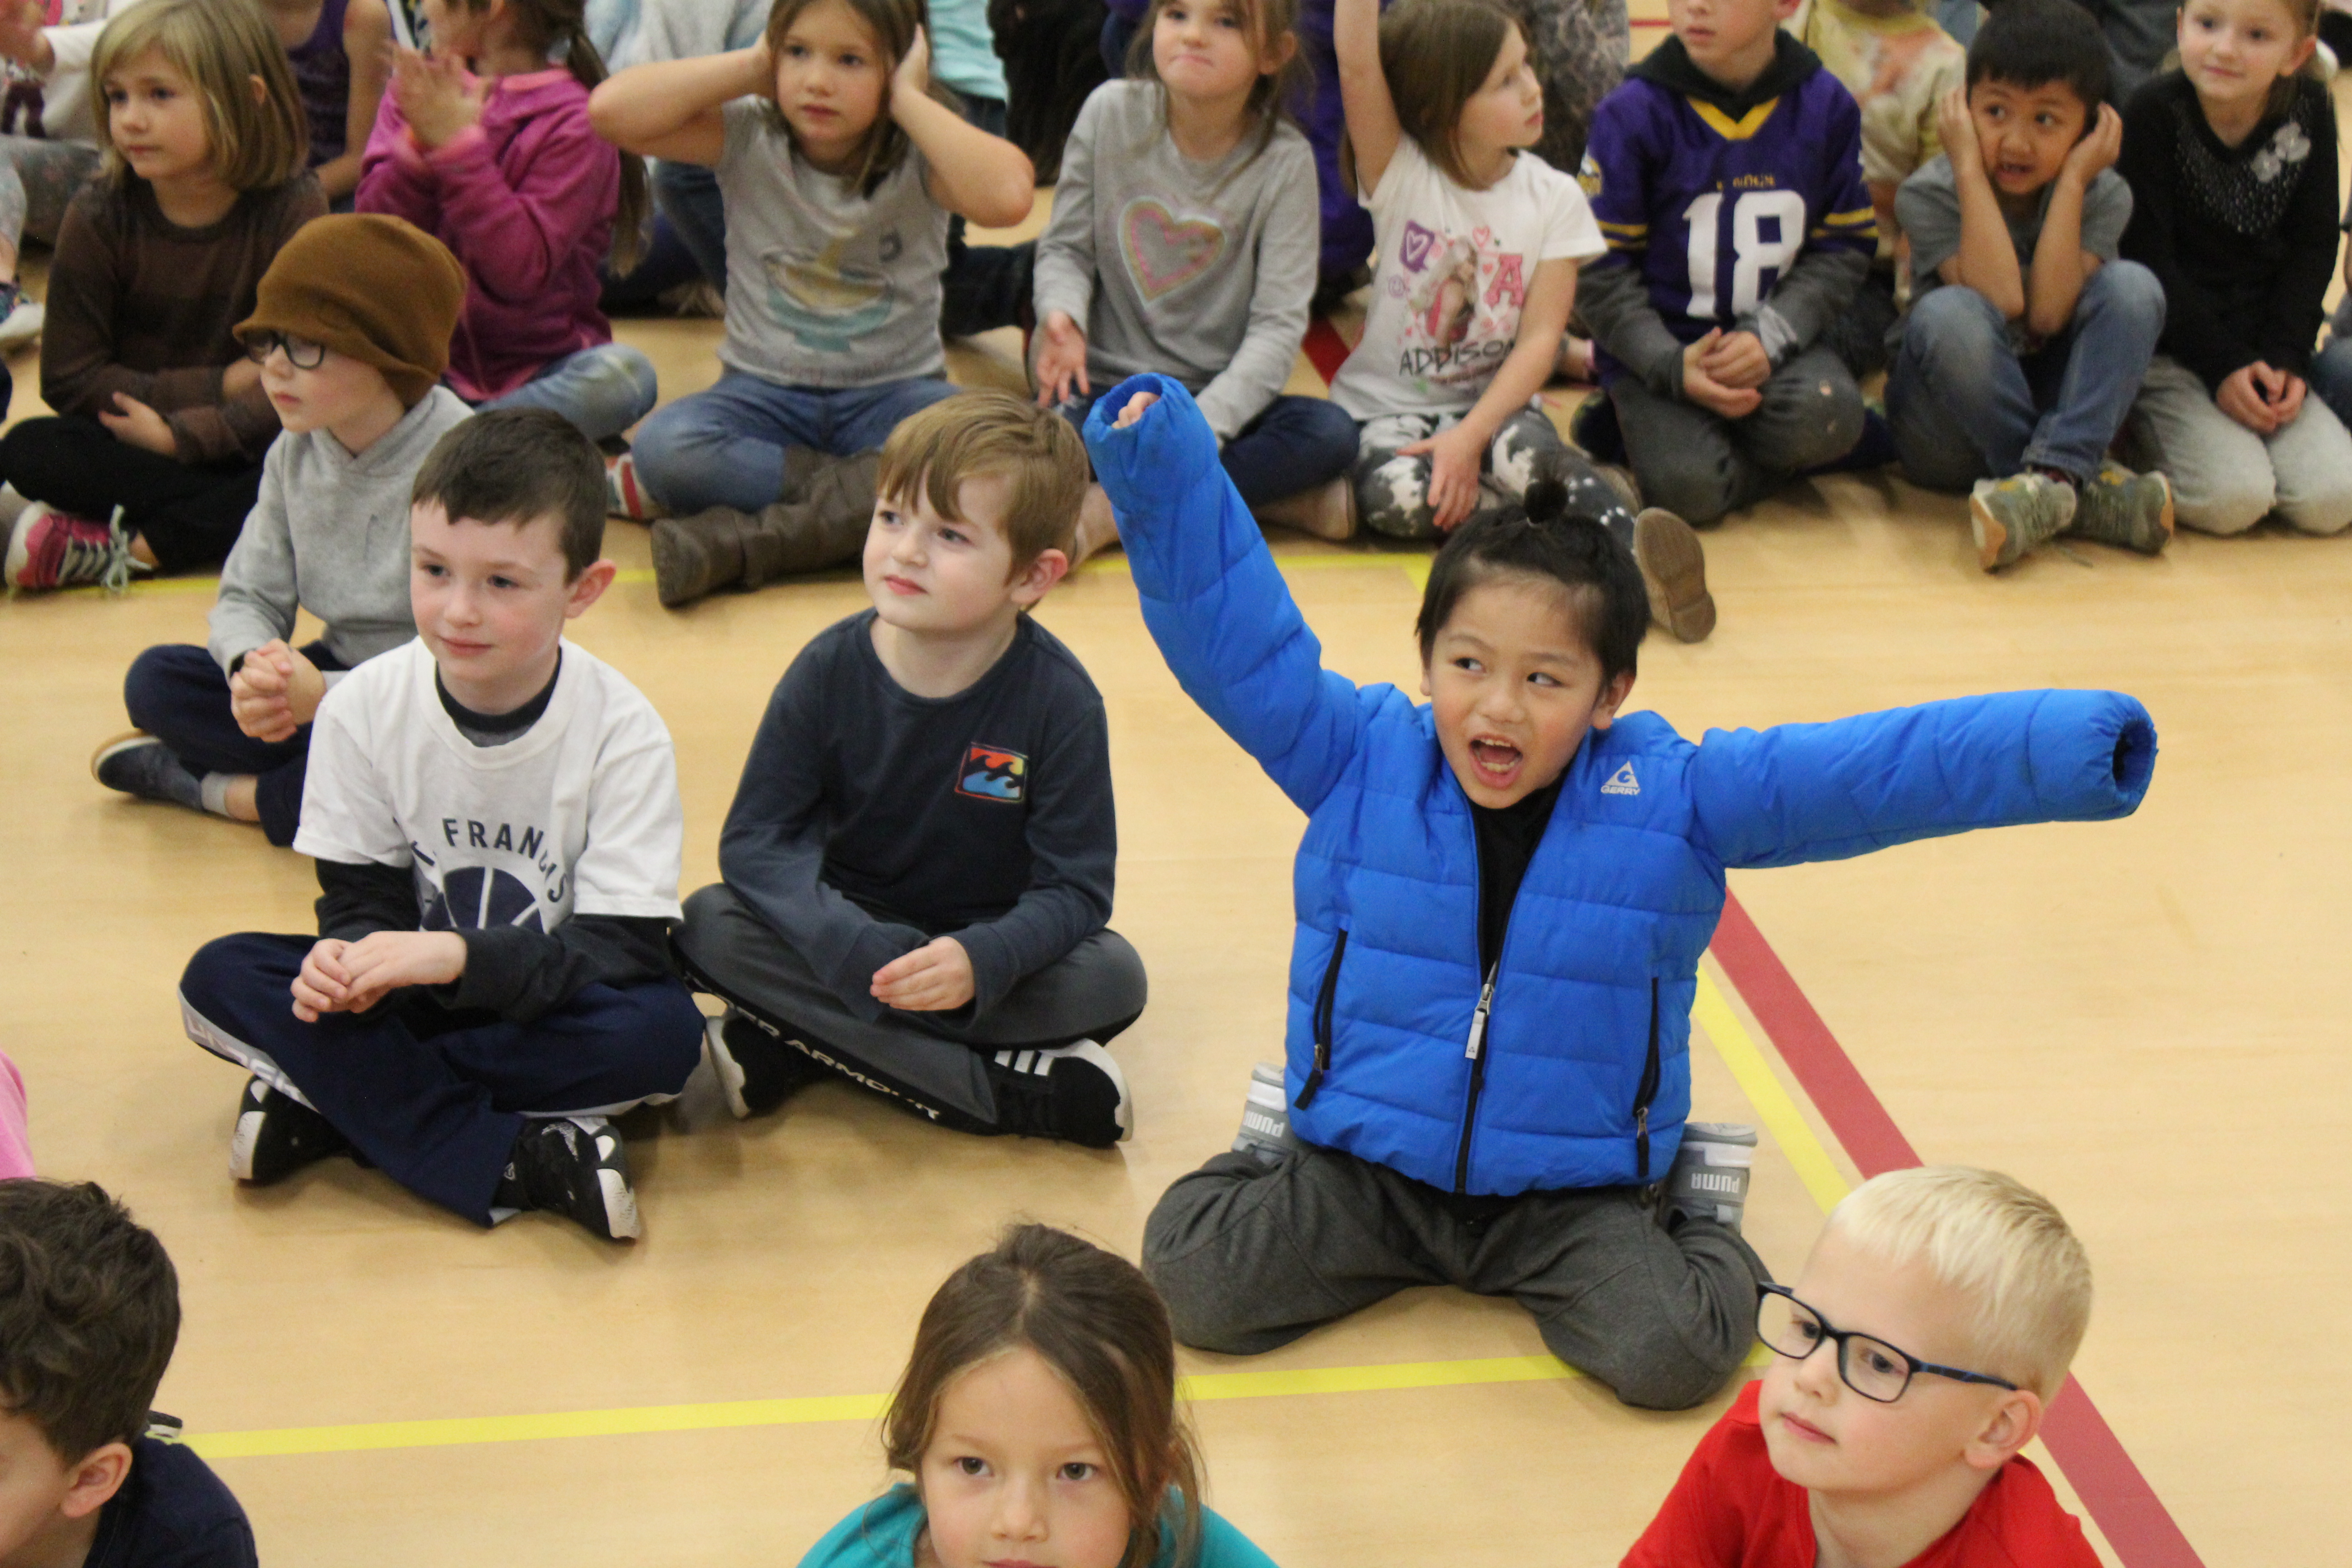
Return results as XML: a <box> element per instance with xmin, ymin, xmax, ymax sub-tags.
<box><xmin>1581</xmin><ymin>37</ymin><xmax>1875</xmax><ymax>384</ymax></box>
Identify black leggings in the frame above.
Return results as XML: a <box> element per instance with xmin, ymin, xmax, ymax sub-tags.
<box><xmin>0</xmin><ymin>415</ymin><xmax>262</xmax><ymax>574</ymax></box>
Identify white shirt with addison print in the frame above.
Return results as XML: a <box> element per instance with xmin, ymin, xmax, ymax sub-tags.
<box><xmin>294</xmin><ymin>638</ymin><xmax>684</xmax><ymax>933</ymax></box>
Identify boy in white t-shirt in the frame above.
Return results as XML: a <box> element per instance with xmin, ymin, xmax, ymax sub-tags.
<box><xmin>176</xmin><ymin>411</ymin><xmax>705</xmax><ymax>1243</ymax></box>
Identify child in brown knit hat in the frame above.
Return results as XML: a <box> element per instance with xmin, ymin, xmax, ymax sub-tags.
<box><xmin>93</xmin><ymin>212</ymin><xmax>477</xmax><ymax>846</ymax></box>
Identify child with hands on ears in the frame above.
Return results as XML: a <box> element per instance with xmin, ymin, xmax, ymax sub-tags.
<box><xmin>1029</xmin><ymin>0</ymin><xmax>1357</xmax><ymax>559</ymax></box>
<box><xmin>97</xmin><ymin>213</ymin><xmax>472</xmax><ymax>845</ymax></box>
<box><xmin>1885</xmin><ymin>0</ymin><xmax>2176</xmax><ymax>571</ymax></box>
<box><xmin>1325</xmin><ymin>0</ymin><xmax>1717</xmax><ymax>642</ymax></box>
<box><xmin>355</xmin><ymin>0</ymin><xmax>659</xmax><ymax>446</ymax></box>
<box><xmin>591</xmin><ymin>0</ymin><xmax>1034</xmax><ymax>603</ymax></box>
<box><xmin>0</xmin><ymin>0</ymin><xmax>322</xmax><ymax>591</ymax></box>
<box><xmin>2114</xmin><ymin>0</ymin><xmax>2352</xmax><ymax>536</ymax></box>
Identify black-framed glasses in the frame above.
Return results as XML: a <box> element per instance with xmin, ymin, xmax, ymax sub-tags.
<box><xmin>1756</xmin><ymin>1284</ymin><xmax>2019</xmax><ymax>1404</ymax></box>
<box><xmin>243</xmin><ymin>331</ymin><xmax>326</xmax><ymax>369</ymax></box>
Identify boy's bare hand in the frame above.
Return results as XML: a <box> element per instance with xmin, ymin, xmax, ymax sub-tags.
<box><xmin>1699</xmin><ymin>328</ymin><xmax>1771</xmax><ymax>389</ymax></box>
<box><xmin>2061</xmin><ymin>103</ymin><xmax>2122</xmax><ymax>186</ymax></box>
<box><xmin>871</xmin><ymin>936</ymin><xmax>974</xmax><ymax>1012</ymax></box>
<box><xmin>1936</xmin><ymin>86</ymin><xmax>1980</xmax><ymax>176</ymax></box>
<box><xmin>99</xmin><ymin>393</ymin><xmax>176</xmax><ymax>456</ymax></box>
<box><xmin>1112</xmin><ymin>389</ymin><xmax>1159</xmax><ymax>427</ymax></box>
<box><xmin>1034</xmin><ymin>311</ymin><xmax>1090</xmax><ymax>406</ymax></box>
<box><xmin>292</xmin><ymin>938</ymin><xmax>355</xmax><ymax>1021</ymax></box>
<box><xmin>230</xmin><ymin>641</ymin><xmax>296</xmax><ymax>740</ymax></box>
<box><xmin>2218</xmin><ymin>364</ymin><xmax>2281</xmax><ymax>433</ymax></box>
<box><xmin>1399</xmin><ymin>421</ymin><xmax>1485</xmax><ymax>530</ymax></box>
<box><xmin>333</xmin><ymin>930</ymin><xmax>468</xmax><ymax>1013</ymax></box>
<box><xmin>1682</xmin><ymin>331</ymin><xmax>1764</xmax><ymax>418</ymax></box>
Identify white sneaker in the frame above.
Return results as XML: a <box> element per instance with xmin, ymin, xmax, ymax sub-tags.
<box><xmin>0</xmin><ymin>299</ymin><xmax>44</xmax><ymax>353</ymax></box>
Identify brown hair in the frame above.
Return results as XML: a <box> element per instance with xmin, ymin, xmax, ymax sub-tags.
<box><xmin>1377</xmin><ymin>0</ymin><xmax>1519</xmax><ymax>188</ymax></box>
<box><xmin>875</xmin><ymin>390</ymin><xmax>1089</xmax><ymax>571</ymax></box>
<box><xmin>763</xmin><ymin>0</ymin><xmax>956</xmax><ymax>198</ymax></box>
<box><xmin>882</xmin><ymin>1226</ymin><xmax>1206</xmax><ymax>1568</ymax></box>
<box><xmin>436</xmin><ymin>0</ymin><xmax>650</xmax><ymax>269</ymax></box>
<box><xmin>412</xmin><ymin>408</ymin><xmax>608</xmax><ymax>578</ymax></box>
<box><xmin>0</xmin><ymin>1182</ymin><xmax>181</xmax><ymax>1462</ymax></box>
<box><xmin>1123</xmin><ymin>0</ymin><xmax>1315</xmax><ymax>169</ymax></box>
<box><xmin>93</xmin><ymin>0</ymin><xmax>309</xmax><ymax>191</ymax></box>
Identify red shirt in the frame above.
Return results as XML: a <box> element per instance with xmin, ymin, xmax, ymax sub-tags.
<box><xmin>1622</xmin><ymin>1382</ymin><xmax>2102</xmax><ymax>1568</ymax></box>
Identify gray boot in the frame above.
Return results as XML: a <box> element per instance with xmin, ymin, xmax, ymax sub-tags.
<box><xmin>649</xmin><ymin>452</ymin><xmax>879</xmax><ymax>608</ymax></box>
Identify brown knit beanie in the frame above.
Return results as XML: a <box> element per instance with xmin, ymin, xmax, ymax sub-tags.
<box><xmin>235</xmin><ymin>215</ymin><xmax>468</xmax><ymax>408</ymax></box>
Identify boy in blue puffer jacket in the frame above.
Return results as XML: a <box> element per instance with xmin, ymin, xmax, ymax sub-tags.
<box><xmin>1085</xmin><ymin>375</ymin><xmax>2156</xmax><ymax>1412</ymax></box>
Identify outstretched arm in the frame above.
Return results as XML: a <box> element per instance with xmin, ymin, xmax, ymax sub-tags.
<box><xmin>1084</xmin><ymin>377</ymin><xmax>1368</xmax><ymax>815</ymax></box>
<box><xmin>1334</xmin><ymin>0</ymin><xmax>1401</xmax><ymax>196</ymax></box>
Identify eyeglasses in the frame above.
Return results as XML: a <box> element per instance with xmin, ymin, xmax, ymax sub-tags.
<box><xmin>243</xmin><ymin>331</ymin><xmax>326</xmax><ymax>369</ymax></box>
<box><xmin>1756</xmin><ymin>1284</ymin><xmax>2019</xmax><ymax>1404</ymax></box>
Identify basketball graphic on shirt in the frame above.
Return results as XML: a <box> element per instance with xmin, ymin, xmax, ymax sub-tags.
<box><xmin>417</xmin><ymin>866</ymin><xmax>549</xmax><ymax>933</ymax></box>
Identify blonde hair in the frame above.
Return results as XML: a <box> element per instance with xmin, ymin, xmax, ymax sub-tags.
<box><xmin>1828</xmin><ymin>1166</ymin><xmax>2092</xmax><ymax>1402</ymax></box>
<box><xmin>876</xmin><ymin>390</ymin><xmax>1089</xmax><ymax>569</ymax></box>
<box><xmin>93</xmin><ymin>0</ymin><xmax>308</xmax><ymax>192</ymax></box>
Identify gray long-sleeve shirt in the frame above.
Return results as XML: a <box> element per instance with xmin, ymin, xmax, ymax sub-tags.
<box><xmin>1031</xmin><ymin>80</ymin><xmax>1319</xmax><ymax>441</ymax></box>
<box><xmin>206</xmin><ymin>387</ymin><xmax>472</xmax><ymax>681</ymax></box>
<box><xmin>717</xmin><ymin>611</ymin><xmax>1117</xmax><ymax>1024</ymax></box>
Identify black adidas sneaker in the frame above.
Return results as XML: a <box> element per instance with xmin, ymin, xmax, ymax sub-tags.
<box><xmin>496</xmin><ymin>1117</ymin><xmax>639</xmax><ymax>1240</ymax></box>
<box><xmin>704</xmin><ymin>1010</ymin><xmax>824</xmax><ymax>1119</ymax></box>
<box><xmin>229</xmin><ymin>1076</ymin><xmax>350</xmax><ymax>1184</ymax></box>
<box><xmin>986</xmin><ymin>1041</ymin><xmax>1132</xmax><ymax>1148</ymax></box>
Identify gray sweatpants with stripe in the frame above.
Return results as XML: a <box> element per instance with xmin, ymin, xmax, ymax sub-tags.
<box><xmin>1142</xmin><ymin>1145</ymin><xmax>1766</xmax><ymax>1410</ymax></box>
<box><xmin>671</xmin><ymin>882</ymin><xmax>1147</xmax><ymax>1130</ymax></box>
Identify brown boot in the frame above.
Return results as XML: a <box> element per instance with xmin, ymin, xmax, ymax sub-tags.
<box><xmin>740</xmin><ymin>451</ymin><xmax>878</xmax><ymax>589</ymax></box>
<box><xmin>651</xmin><ymin>506</ymin><xmax>757</xmax><ymax>608</ymax></box>
<box><xmin>1254</xmin><ymin>477</ymin><xmax>1357</xmax><ymax>541</ymax></box>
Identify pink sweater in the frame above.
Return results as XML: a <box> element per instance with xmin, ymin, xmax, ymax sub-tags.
<box><xmin>356</xmin><ymin>69</ymin><xmax>619</xmax><ymax>402</ymax></box>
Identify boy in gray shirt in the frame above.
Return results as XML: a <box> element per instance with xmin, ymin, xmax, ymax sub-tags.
<box><xmin>1885</xmin><ymin>0</ymin><xmax>2170</xmax><ymax>572</ymax></box>
<box><xmin>93</xmin><ymin>215</ymin><xmax>470</xmax><ymax>845</ymax></box>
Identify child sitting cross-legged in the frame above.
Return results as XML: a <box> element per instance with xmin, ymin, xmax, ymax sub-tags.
<box><xmin>176</xmin><ymin>410</ymin><xmax>707</xmax><ymax>1242</ymax></box>
<box><xmin>93</xmin><ymin>213</ymin><xmax>472</xmax><ymax>846</ymax></box>
<box><xmin>0</xmin><ymin>1180</ymin><xmax>256</xmax><ymax>1568</ymax></box>
<box><xmin>1088</xmin><ymin>374</ymin><xmax>2153</xmax><ymax>1411</ymax></box>
<box><xmin>673</xmin><ymin>391</ymin><xmax>1148</xmax><ymax>1151</ymax></box>
<box><xmin>1622</xmin><ymin>1166</ymin><xmax>2100</xmax><ymax>1568</ymax></box>
<box><xmin>1887</xmin><ymin>0</ymin><xmax>2176</xmax><ymax>570</ymax></box>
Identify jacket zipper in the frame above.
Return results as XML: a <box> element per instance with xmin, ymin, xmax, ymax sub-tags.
<box><xmin>1451</xmin><ymin>961</ymin><xmax>1499</xmax><ymax>1193</ymax></box>
<box><xmin>1294</xmin><ymin>927</ymin><xmax>1348</xmax><ymax>1109</ymax></box>
<box><xmin>1633</xmin><ymin>977</ymin><xmax>1662</xmax><ymax>1181</ymax></box>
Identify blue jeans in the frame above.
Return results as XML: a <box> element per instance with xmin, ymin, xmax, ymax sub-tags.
<box><xmin>652</xmin><ymin>158</ymin><xmax>727</xmax><ymax>290</ymax></box>
<box><xmin>1887</xmin><ymin>261</ymin><xmax>2165</xmax><ymax>489</ymax></box>
<box><xmin>476</xmin><ymin>344</ymin><xmax>659</xmax><ymax>446</ymax></box>
<box><xmin>631</xmin><ymin>371</ymin><xmax>959</xmax><ymax>514</ymax></box>
<box><xmin>1057</xmin><ymin>392</ymin><xmax>1358</xmax><ymax>507</ymax></box>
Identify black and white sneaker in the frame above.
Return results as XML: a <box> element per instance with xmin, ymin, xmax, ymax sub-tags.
<box><xmin>496</xmin><ymin>1117</ymin><xmax>639</xmax><ymax>1240</ymax></box>
<box><xmin>703</xmin><ymin>1009</ymin><xmax>823</xmax><ymax>1119</ymax></box>
<box><xmin>229</xmin><ymin>1076</ymin><xmax>350</xmax><ymax>1184</ymax></box>
<box><xmin>987</xmin><ymin>1041</ymin><xmax>1131</xmax><ymax>1148</ymax></box>
<box><xmin>92</xmin><ymin>732</ymin><xmax>203</xmax><ymax>810</ymax></box>
<box><xmin>1230</xmin><ymin>1062</ymin><xmax>1300</xmax><ymax>1166</ymax></box>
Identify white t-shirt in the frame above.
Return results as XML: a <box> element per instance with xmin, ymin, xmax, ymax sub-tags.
<box><xmin>295</xmin><ymin>639</ymin><xmax>685</xmax><ymax>932</ymax></box>
<box><xmin>1327</xmin><ymin>138</ymin><xmax>1607</xmax><ymax>420</ymax></box>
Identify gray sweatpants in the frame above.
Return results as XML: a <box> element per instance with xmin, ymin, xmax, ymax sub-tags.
<box><xmin>1609</xmin><ymin>344</ymin><xmax>1867</xmax><ymax>524</ymax></box>
<box><xmin>671</xmin><ymin>883</ymin><xmax>1148</xmax><ymax>1132</ymax></box>
<box><xmin>2125</xmin><ymin>355</ymin><xmax>2352</xmax><ymax>536</ymax></box>
<box><xmin>1142</xmin><ymin>1146</ymin><xmax>1767</xmax><ymax>1411</ymax></box>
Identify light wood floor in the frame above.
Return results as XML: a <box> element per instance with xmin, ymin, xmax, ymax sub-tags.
<box><xmin>3</xmin><ymin>84</ymin><xmax>2347</xmax><ymax>1568</ymax></box>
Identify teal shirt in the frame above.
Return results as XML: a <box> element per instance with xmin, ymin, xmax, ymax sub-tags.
<box><xmin>926</xmin><ymin>0</ymin><xmax>1007</xmax><ymax>105</ymax></box>
<box><xmin>797</xmin><ymin>1487</ymin><xmax>1278</xmax><ymax>1568</ymax></box>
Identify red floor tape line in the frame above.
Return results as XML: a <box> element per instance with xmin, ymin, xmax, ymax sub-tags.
<box><xmin>1303</xmin><ymin>317</ymin><xmax>1351</xmax><ymax>386</ymax></box>
<box><xmin>1709</xmin><ymin>889</ymin><xmax>2205</xmax><ymax>1568</ymax></box>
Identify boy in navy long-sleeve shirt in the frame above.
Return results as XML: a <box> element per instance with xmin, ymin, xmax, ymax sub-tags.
<box><xmin>673</xmin><ymin>392</ymin><xmax>1147</xmax><ymax>1149</ymax></box>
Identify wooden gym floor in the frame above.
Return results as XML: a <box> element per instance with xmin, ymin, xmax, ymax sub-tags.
<box><xmin>2</xmin><ymin>62</ymin><xmax>2345</xmax><ymax>1568</ymax></box>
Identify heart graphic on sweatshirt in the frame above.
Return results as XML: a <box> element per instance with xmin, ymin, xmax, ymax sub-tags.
<box><xmin>1122</xmin><ymin>199</ymin><xmax>1225</xmax><ymax>301</ymax></box>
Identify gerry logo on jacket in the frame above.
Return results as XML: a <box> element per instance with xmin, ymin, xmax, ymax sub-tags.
<box><xmin>957</xmin><ymin>745</ymin><xmax>1028</xmax><ymax>803</ymax></box>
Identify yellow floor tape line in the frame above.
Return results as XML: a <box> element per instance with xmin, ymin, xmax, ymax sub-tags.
<box><xmin>1690</xmin><ymin>970</ymin><xmax>1854</xmax><ymax>1216</ymax></box>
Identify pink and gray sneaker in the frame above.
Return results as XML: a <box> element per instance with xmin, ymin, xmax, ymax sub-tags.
<box><xmin>5</xmin><ymin>505</ymin><xmax>135</xmax><ymax>593</ymax></box>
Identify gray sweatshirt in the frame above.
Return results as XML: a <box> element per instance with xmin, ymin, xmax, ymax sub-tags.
<box><xmin>1031</xmin><ymin>80</ymin><xmax>1318</xmax><ymax>441</ymax></box>
<box><xmin>207</xmin><ymin>387</ymin><xmax>473</xmax><ymax>681</ymax></box>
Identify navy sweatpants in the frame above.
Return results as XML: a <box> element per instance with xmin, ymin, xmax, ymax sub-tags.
<box><xmin>124</xmin><ymin>642</ymin><xmax>349</xmax><ymax>847</ymax></box>
<box><xmin>178</xmin><ymin>932</ymin><xmax>706</xmax><ymax>1225</ymax></box>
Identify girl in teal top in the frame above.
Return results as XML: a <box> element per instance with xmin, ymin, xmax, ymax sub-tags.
<box><xmin>796</xmin><ymin>1226</ymin><xmax>1280</xmax><ymax>1568</ymax></box>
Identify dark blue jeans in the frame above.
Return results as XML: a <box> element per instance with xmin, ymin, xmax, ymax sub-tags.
<box><xmin>124</xmin><ymin>641</ymin><xmax>349</xmax><ymax>846</ymax></box>
<box><xmin>631</xmin><ymin>372</ymin><xmax>960</xmax><ymax>514</ymax></box>
<box><xmin>180</xmin><ymin>932</ymin><xmax>705</xmax><ymax>1225</ymax></box>
<box><xmin>1057</xmin><ymin>392</ymin><xmax>1358</xmax><ymax>507</ymax></box>
<box><xmin>1886</xmin><ymin>261</ymin><xmax>2166</xmax><ymax>489</ymax></box>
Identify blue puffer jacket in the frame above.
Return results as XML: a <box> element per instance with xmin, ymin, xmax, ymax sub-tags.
<box><xmin>1085</xmin><ymin>377</ymin><xmax>2157</xmax><ymax>1197</ymax></box>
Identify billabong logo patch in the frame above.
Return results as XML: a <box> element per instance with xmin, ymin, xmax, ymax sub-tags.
<box><xmin>958</xmin><ymin>745</ymin><xmax>1028</xmax><ymax>802</ymax></box>
<box><xmin>1601</xmin><ymin>762</ymin><xmax>1641</xmax><ymax>797</ymax></box>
